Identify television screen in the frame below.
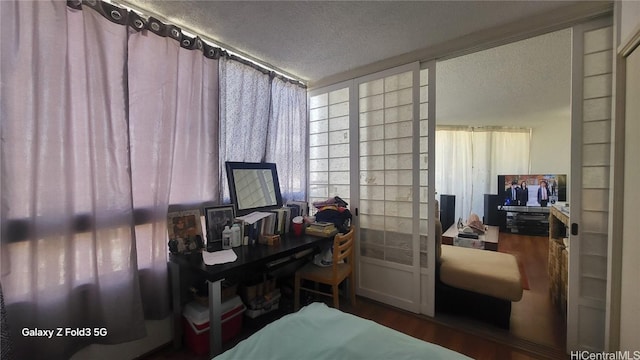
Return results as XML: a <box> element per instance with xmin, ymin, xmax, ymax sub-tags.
<box><xmin>498</xmin><ymin>174</ymin><xmax>566</xmax><ymax>207</ymax></box>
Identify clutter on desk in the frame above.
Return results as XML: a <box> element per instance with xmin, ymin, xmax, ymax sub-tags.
<box><xmin>305</xmin><ymin>221</ymin><xmax>339</xmax><ymax>238</ymax></box>
<box><xmin>259</xmin><ymin>233</ymin><xmax>281</xmax><ymax>246</ymax></box>
<box><xmin>222</xmin><ymin>225</ymin><xmax>232</xmax><ymax>249</ymax></box>
<box><xmin>200</xmin><ymin>200</ymin><xmax>314</xmax><ymax>247</ymax></box>
<box><xmin>231</xmin><ymin>222</ymin><xmax>242</xmax><ymax>247</ymax></box>
<box><xmin>285</xmin><ymin>200</ymin><xmax>309</xmax><ymax>218</ymax></box>
<box><xmin>312</xmin><ymin>196</ymin><xmax>352</xmax><ymax>233</ymax></box>
<box><xmin>292</xmin><ymin>216</ymin><xmax>305</xmax><ymax>236</ymax></box>
<box><xmin>203</xmin><ymin>204</ymin><xmax>236</xmax><ymax>249</ymax></box>
<box><xmin>202</xmin><ymin>249</ymin><xmax>237</xmax><ymax>265</ymax></box>
<box><xmin>167</xmin><ymin>209</ymin><xmax>205</xmax><ymax>254</ymax></box>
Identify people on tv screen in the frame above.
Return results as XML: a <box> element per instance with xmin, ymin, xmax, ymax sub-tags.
<box><xmin>500</xmin><ymin>174</ymin><xmax>566</xmax><ymax>207</ymax></box>
<box><xmin>537</xmin><ymin>180</ymin><xmax>551</xmax><ymax>207</ymax></box>
<box><xmin>518</xmin><ymin>181</ymin><xmax>529</xmax><ymax>206</ymax></box>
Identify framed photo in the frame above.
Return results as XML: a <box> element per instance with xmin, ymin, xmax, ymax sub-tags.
<box><xmin>167</xmin><ymin>210</ymin><xmax>204</xmax><ymax>254</ymax></box>
<box><xmin>204</xmin><ymin>205</ymin><xmax>236</xmax><ymax>244</ymax></box>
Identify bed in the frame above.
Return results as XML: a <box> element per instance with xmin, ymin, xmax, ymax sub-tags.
<box><xmin>214</xmin><ymin>302</ymin><xmax>472</xmax><ymax>360</ymax></box>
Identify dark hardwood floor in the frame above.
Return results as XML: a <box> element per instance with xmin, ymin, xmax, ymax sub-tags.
<box><xmin>143</xmin><ymin>232</ymin><xmax>567</xmax><ymax>360</ymax></box>
<box><xmin>498</xmin><ymin>232</ymin><xmax>567</xmax><ymax>350</ymax></box>
<box><xmin>427</xmin><ymin>231</ymin><xmax>568</xmax><ymax>359</ymax></box>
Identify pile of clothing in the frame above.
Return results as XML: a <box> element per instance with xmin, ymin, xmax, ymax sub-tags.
<box><xmin>312</xmin><ymin>196</ymin><xmax>352</xmax><ymax>233</ymax></box>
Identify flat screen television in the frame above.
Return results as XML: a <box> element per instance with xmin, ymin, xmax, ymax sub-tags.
<box><xmin>226</xmin><ymin>161</ymin><xmax>283</xmax><ymax>216</ymax></box>
<box><xmin>498</xmin><ymin>174</ymin><xmax>567</xmax><ymax>207</ymax></box>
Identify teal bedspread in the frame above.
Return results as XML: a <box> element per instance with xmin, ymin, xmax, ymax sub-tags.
<box><xmin>214</xmin><ymin>302</ymin><xmax>472</xmax><ymax>360</ymax></box>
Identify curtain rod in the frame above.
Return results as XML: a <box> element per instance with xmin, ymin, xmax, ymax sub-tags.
<box><xmin>104</xmin><ymin>0</ymin><xmax>306</xmax><ymax>87</ymax></box>
<box><xmin>436</xmin><ymin>125</ymin><xmax>531</xmax><ymax>133</ymax></box>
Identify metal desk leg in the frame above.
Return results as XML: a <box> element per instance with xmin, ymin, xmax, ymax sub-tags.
<box><xmin>208</xmin><ymin>279</ymin><xmax>222</xmax><ymax>357</ymax></box>
<box><xmin>169</xmin><ymin>261</ymin><xmax>183</xmax><ymax>349</ymax></box>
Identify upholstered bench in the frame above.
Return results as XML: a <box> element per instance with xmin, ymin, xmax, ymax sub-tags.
<box><xmin>440</xmin><ymin>245</ymin><xmax>523</xmax><ymax>302</ymax></box>
<box><xmin>436</xmin><ymin>244</ymin><xmax>523</xmax><ymax>328</ymax></box>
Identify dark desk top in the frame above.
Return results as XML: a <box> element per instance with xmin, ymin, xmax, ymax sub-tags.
<box><xmin>170</xmin><ymin>234</ymin><xmax>332</xmax><ymax>282</ymax></box>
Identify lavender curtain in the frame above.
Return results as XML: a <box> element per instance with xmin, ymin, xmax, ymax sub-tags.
<box><xmin>128</xmin><ymin>22</ymin><xmax>219</xmax><ymax>318</ymax></box>
<box><xmin>1</xmin><ymin>0</ymin><xmax>302</xmax><ymax>358</ymax></box>
<box><xmin>0</xmin><ymin>2</ymin><xmax>145</xmax><ymax>358</ymax></box>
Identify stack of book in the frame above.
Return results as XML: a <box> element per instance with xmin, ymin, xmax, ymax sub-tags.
<box><xmin>269</xmin><ymin>207</ymin><xmax>291</xmax><ymax>235</ymax></box>
<box><xmin>305</xmin><ymin>221</ymin><xmax>338</xmax><ymax>237</ymax></box>
<box><xmin>285</xmin><ymin>200</ymin><xmax>309</xmax><ymax>219</ymax></box>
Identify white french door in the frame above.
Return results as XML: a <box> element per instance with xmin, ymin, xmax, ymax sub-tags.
<box><xmin>568</xmin><ymin>18</ymin><xmax>614</xmax><ymax>352</ymax></box>
<box><xmin>355</xmin><ymin>62</ymin><xmax>436</xmax><ymax>314</ymax></box>
<box><xmin>308</xmin><ymin>61</ymin><xmax>437</xmax><ymax>315</ymax></box>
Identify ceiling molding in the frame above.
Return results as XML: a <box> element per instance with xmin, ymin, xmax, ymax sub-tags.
<box><xmin>309</xmin><ymin>1</ymin><xmax>613</xmax><ymax>89</ymax></box>
<box><xmin>619</xmin><ymin>23</ymin><xmax>640</xmax><ymax>57</ymax></box>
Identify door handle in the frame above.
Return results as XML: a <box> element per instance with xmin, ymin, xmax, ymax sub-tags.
<box><xmin>571</xmin><ymin>223</ymin><xmax>579</xmax><ymax>236</ymax></box>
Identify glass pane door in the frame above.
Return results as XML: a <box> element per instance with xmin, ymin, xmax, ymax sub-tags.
<box><xmin>359</xmin><ymin>70</ymin><xmax>415</xmax><ymax>266</ymax></box>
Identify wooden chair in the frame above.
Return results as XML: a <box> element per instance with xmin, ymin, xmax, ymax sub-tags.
<box><xmin>294</xmin><ymin>226</ymin><xmax>356</xmax><ymax>311</ymax></box>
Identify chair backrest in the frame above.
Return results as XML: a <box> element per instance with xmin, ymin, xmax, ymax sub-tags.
<box><xmin>332</xmin><ymin>226</ymin><xmax>355</xmax><ymax>268</ymax></box>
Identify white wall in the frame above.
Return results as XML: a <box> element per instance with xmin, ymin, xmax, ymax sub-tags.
<box><xmin>530</xmin><ymin>115</ymin><xmax>571</xmax><ymax>174</ymax></box>
<box><xmin>70</xmin><ymin>318</ymin><xmax>172</xmax><ymax>360</ymax></box>
<box><xmin>619</xmin><ymin>2</ymin><xmax>640</xmax><ymax>349</ymax></box>
<box><xmin>529</xmin><ymin>114</ymin><xmax>572</xmax><ymax>201</ymax></box>
<box><xmin>620</xmin><ymin>46</ymin><xmax>640</xmax><ymax>351</ymax></box>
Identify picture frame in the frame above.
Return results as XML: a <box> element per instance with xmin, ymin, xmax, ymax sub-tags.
<box><xmin>204</xmin><ymin>205</ymin><xmax>236</xmax><ymax>244</ymax></box>
<box><xmin>167</xmin><ymin>209</ymin><xmax>204</xmax><ymax>254</ymax></box>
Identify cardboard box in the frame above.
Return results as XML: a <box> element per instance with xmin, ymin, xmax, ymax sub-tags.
<box><xmin>259</xmin><ymin>233</ymin><xmax>280</xmax><ymax>246</ymax></box>
<box><xmin>240</xmin><ymin>276</ymin><xmax>276</xmax><ymax>304</ymax></box>
<box><xmin>244</xmin><ymin>289</ymin><xmax>281</xmax><ymax>319</ymax></box>
<box><xmin>182</xmin><ymin>295</ymin><xmax>245</xmax><ymax>355</ymax></box>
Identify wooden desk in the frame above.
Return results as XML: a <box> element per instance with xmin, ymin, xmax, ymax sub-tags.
<box><xmin>169</xmin><ymin>234</ymin><xmax>331</xmax><ymax>357</ymax></box>
<box><xmin>442</xmin><ymin>224</ymin><xmax>499</xmax><ymax>251</ymax></box>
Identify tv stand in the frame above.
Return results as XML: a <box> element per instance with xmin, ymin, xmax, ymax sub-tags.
<box><xmin>500</xmin><ymin>206</ymin><xmax>550</xmax><ymax>236</ymax></box>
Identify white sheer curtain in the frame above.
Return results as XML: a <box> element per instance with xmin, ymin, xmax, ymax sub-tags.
<box><xmin>266</xmin><ymin>77</ymin><xmax>308</xmax><ymax>202</ymax></box>
<box><xmin>435</xmin><ymin>128</ymin><xmax>530</xmax><ymax>222</ymax></box>
<box><xmin>127</xmin><ymin>24</ymin><xmax>219</xmax><ymax>318</ymax></box>
<box><xmin>435</xmin><ymin>130</ymin><xmax>474</xmax><ymax>222</ymax></box>
<box><xmin>1</xmin><ymin>2</ymin><xmax>145</xmax><ymax>358</ymax></box>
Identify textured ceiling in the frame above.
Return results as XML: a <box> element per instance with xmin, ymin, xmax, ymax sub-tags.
<box><xmin>436</xmin><ymin>28</ymin><xmax>572</xmax><ymax>126</ymax></box>
<box><xmin>118</xmin><ymin>1</ymin><xmax>591</xmax><ymax>127</ymax></box>
<box><xmin>120</xmin><ymin>0</ymin><xmax>584</xmax><ymax>83</ymax></box>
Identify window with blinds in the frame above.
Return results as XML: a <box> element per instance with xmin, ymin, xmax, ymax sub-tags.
<box><xmin>308</xmin><ymin>87</ymin><xmax>351</xmax><ymax>210</ymax></box>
